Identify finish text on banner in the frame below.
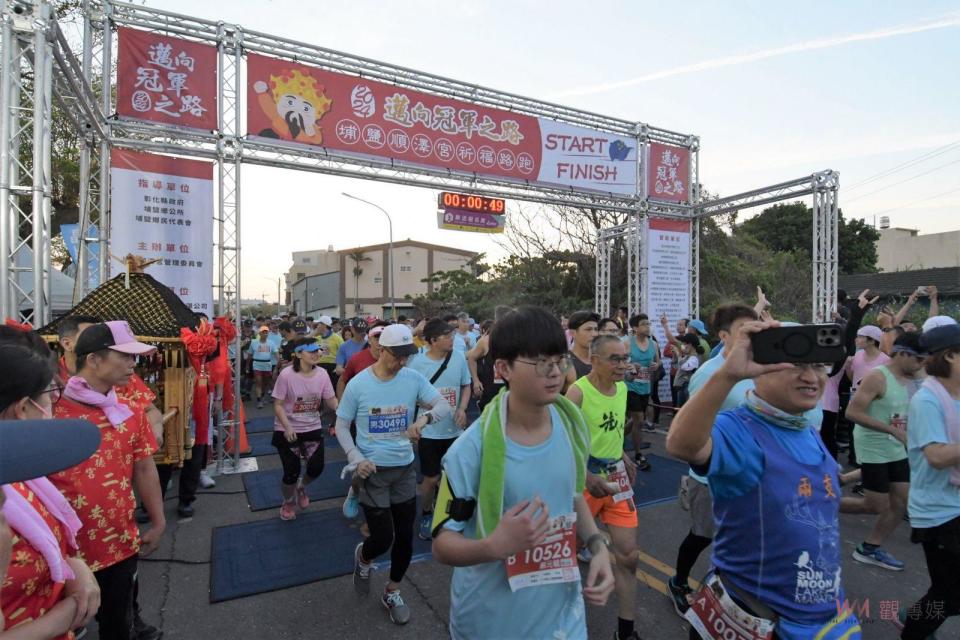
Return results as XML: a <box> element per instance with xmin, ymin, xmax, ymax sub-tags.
<box><xmin>645</xmin><ymin>217</ymin><xmax>692</xmax><ymax>403</ymax></box>
<box><xmin>109</xmin><ymin>149</ymin><xmax>214</xmax><ymax>314</ymax></box>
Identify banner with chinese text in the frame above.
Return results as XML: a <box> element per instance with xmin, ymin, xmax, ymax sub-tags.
<box><xmin>110</xmin><ymin>149</ymin><xmax>214</xmax><ymax>314</ymax></box>
<box><xmin>646</xmin><ymin>142</ymin><xmax>691</xmax><ymax>203</ymax></box>
<box><xmin>117</xmin><ymin>27</ymin><xmax>218</xmax><ymax>130</ymax></box>
<box><xmin>645</xmin><ymin>217</ymin><xmax>692</xmax><ymax>404</ymax></box>
<box><xmin>246</xmin><ymin>53</ymin><xmax>637</xmax><ymax>195</ymax></box>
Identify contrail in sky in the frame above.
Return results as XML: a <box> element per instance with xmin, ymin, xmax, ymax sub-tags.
<box><xmin>555</xmin><ymin>14</ymin><xmax>960</xmax><ymax>98</ymax></box>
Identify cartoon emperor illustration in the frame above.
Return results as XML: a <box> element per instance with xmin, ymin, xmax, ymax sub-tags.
<box><xmin>253</xmin><ymin>69</ymin><xmax>332</xmax><ymax>144</ymax></box>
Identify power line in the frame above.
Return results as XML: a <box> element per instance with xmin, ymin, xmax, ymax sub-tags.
<box><xmin>868</xmin><ymin>186</ymin><xmax>960</xmax><ymax>217</ymax></box>
<box><xmin>844</xmin><ymin>158</ymin><xmax>960</xmax><ymax>203</ymax></box>
<box><xmin>845</xmin><ymin>140</ymin><xmax>960</xmax><ymax>191</ymax></box>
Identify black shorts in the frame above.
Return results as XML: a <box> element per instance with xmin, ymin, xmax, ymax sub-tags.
<box><xmin>419</xmin><ymin>437</ymin><xmax>457</xmax><ymax>478</ymax></box>
<box><xmin>627</xmin><ymin>391</ymin><xmax>649</xmax><ymax>413</ymax></box>
<box><xmin>860</xmin><ymin>458</ymin><xmax>910</xmax><ymax>493</ymax></box>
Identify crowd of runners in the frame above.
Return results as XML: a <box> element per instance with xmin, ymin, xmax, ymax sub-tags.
<box><xmin>1</xmin><ymin>282</ymin><xmax>959</xmax><ymax>640</ymax></box>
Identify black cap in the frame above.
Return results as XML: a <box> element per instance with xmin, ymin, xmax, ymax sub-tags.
<box><xmin>921</xmin><ymin>324</ymin><xmax>960</xmax><ymax>354</ymax></box>
<box><xmin>350</xmin><ymin>317</ymin><xmax>369</xmax><ymax>333</ymax></box>
<box><xmin>0</xmin><ymin>419</ymin><xmax>101</xmax><ymax>484</ymax></box>
<box><xmin>292</xmin><ymin>319</ymin><xmax>308</xmax><ymax>334</ymax></box>
<box><xmin>568</xmin><ymin>310</ymin><xmax>600</xmax><ymax>331</ymax></box>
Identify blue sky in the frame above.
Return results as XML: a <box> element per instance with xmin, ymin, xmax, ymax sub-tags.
<box><xmin>142</xmin><ymin>0</ymin><xmax>960</xmax><ymax>300</ymax></box>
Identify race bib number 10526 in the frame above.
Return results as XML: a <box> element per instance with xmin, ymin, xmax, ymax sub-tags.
<box><xmin>505</xmin><ymin>513</ymin><xmax>579</xmax><ymax>592</ymax></box>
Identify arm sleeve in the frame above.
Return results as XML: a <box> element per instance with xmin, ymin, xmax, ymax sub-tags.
<box><xmin>336</xmin><ymin>378</ymin><xmax>359</xmax><ymax>422</ymax></box>
<box><xmin>335</xmin><ymin>416</ymin><xmax>366</xmax><ymax>465</ymax></box>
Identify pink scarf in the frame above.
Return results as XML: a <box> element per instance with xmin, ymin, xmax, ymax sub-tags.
<box><xmin>64</xmin><ymin>375</ymin><xmax>133</xmax><ymax>427</ymax></box>
<box><xmin>921</xmin><ymin>377</ymin><xmax>960</xmax><ymax>486</ymax></box>
<box><xmin>2</xmin><ymin>479</ymin><xmax>81</xmax><ymax>582</ymax></box>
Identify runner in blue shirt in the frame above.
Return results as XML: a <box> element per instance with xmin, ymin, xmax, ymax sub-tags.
<box><xmin>668</xmin><ymin>319</ymin><xmax>861</xmax><ymax>640</ymax></box>
<box><xmin>432</xmin><ymin>306</ymin><xmax>615</xmax><ymax>639</ymax></box>
<box><xmin>335</xmin><ymin>323</ymin><xmax>450</xmax><ymax>626</ymax></box>
<box><xmin>405</xmin><ymin>319</ymin><xmax>472</xmax><ymax>541</ymax></box>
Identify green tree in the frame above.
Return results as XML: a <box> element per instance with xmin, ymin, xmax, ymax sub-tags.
<box><xmin>735</xmin><ymin>202</ymin><xmax>880</xmax><ymax>275</ymax></box>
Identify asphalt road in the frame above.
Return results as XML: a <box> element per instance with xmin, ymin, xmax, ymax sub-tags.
<box><xmin>89</xmin><ymin>404</ymin><xmax>958</xmax><ymax>640</ymax></box>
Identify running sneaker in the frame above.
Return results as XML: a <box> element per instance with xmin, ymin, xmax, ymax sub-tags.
<box><xmin>668</xmin><ymin>576</ymin><xmax>694</xmax><ymax>617</ymax></box>
<box><xmin>381</xmin><ymin>588</ymin><xmax>411</xmax><ymax>625</ymax></box>
<box><xmin>418</xmin><ymin>513</ymin><xmax>432</xmax><ymax>541</ymax></box>
<box><xmin>577</xmin><ymin>547</ymin><xmax>593</xmax><ymax>563</ymax></box>
<box><xmin>852</xmin><ymin>545</ymin><xmax>904</xmax><ymax>571</ymax></box>
<box><xmin>256</xmin><ymin>399</ymin><xmax>264</xmax><ymax>409</ymax></box>
<box><xmin>296</xmin><ymin>480</ymin><xmax>310</xmax><ymax>510</ymax></box>
<box><xmin>342</xmin><ymin>486</ymin><xmax>360</xmax><ymax>519</ymax></box>
<box><xmin>635</xmin><ymin>453</ymin><xmax>651</xmax><ymax>472</ymax></box>
<box><xmin>353</xmin><ymin>542</ymin><xmax>371</xmax><ymax>595</ymax></box>
<box><xmin>199</xmin><ymin>470</ymin><xmax>216</xmax><ymax>489</ymax></box>
<box><xmin>895</xmin><ymin>607</ymin><xmax>939</xmax><ymax>637</ymax></box>
<box><xmin>642</xmin><ymin>421</ymin><xmax>658</xmax><ymax>432</ymax></box>
<box><xmin>851</xmin><ymin>483</ymin><xmax>865</xmax><ymax>497</ymax></box>
<box><xmin>280</xmin><ymin>499</ymin><xmax>297</xmax><ymax>521</ymax></box>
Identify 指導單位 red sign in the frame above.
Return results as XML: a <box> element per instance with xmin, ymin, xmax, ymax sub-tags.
<box><xmin>647</xmin><ymin>141</ymin><xmax>691</xmax><ymax>203</ymax></box>
<box><xmin>116</xmin><ymin>27</ymin><xmax>218</xmax><ymax>131</ymax></box>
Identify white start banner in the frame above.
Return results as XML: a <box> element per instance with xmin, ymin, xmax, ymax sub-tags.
<box><xmin>645</xmin><ymin>217</ymin><xmax>692</xmax><ymax>404</ymax></box>
<box><xmin>110</xmin><ymin>148</ymin><xmax>214</xmax><ymax>314</ymax></box>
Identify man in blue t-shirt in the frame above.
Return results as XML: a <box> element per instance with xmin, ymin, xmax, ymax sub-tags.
<box><xmin>667</xmin><ymin>319</ymin><xmax>861</xmax><ymax>640</ymax></box>
<box><xmin>405</xmin><ymin>319</ymin><xmax>472</xmax><ymax>541</ymax></box>
<box><xmin>335</xmin><ymin>323</ymin><xmax>450</xmax><ymax>626</ymax></box>
<box><xmin>432</xmin><ymin>306</ymin><xmax>615</xmax><ymax>640</ymax></box>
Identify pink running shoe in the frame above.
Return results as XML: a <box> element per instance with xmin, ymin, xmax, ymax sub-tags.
<box><xmin>296</xmin><ymin>481</ymin><xmax>310</xmax><ymax>510</ymax></box>
<box><xmin>280</xmin><ymin>499</ymin><xmax>297</xmax><ymax>521</ymax></box>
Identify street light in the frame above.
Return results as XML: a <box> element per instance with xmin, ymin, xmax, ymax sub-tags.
<box><xmin>342</xmin><ymin>192</ymin><xmax>396</xmax><ymax>320</ymax></box>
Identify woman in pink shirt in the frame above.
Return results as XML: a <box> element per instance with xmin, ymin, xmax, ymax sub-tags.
<box><xmin>847</xmin><ymin>325</ymin><xmax>891</xmax><ymax>394</ymax></box>
<box><xmin>271</xmin><ymin>337</ymin><xmax>339</xmax><ymax>521</ymax></box>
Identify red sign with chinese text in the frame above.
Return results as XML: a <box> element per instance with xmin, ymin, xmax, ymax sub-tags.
<box><xmin>647</xmin><ymin>141</ymin><xmax>691</xmax><ymax>203</ymax></box>
<box><xmin>246</xmin><ymin>53</ymin><xmax>543</xmax><ymax>183</ymax></box>
<box><xmin>116</xmin><ymin>27</ymin><xmax>218</xmax><ymax>131</ymax></box>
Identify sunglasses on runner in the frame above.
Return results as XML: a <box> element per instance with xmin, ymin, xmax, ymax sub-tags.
<box><xmin>514</xmin><ymin>354</ymin><xmax>572</xmax><ymax>377</ymax></box>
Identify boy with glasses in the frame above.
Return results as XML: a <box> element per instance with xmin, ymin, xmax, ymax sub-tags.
<box><xmin>433</xmin><ymin>306</ymin><xmax>614</xmax><ymax>639</ymax></box>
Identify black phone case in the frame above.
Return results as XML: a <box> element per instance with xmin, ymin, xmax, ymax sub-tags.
<box><xmin>750</xmin><ymin>324</ymin><xmax>844</xmax><ymax>365</ymax></box>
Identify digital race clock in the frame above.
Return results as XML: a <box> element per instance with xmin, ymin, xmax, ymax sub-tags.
<box><xmin>438</xmin><ymin>191</ymin><xmax>506</xmax><ymax>214</ymax></box>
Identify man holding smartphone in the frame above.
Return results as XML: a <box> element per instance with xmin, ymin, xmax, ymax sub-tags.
<box><xmin>667</xmin><ymin>320</ymin><xmax>861</xmax><ymax>639</ymax></box>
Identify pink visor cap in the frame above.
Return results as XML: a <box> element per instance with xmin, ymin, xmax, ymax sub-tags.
<box><xmin>74</xmin><ymin>320</ymin><xmax>158</xmax><ymax>358</ymax></box>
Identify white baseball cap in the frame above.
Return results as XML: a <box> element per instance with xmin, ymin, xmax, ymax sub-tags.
<box><xmin>378</xmin><ymin>323</ymin><xmax>418</xmax><ymax>357</ymax></box>
<box><xmin>856</xmin><ymin>325</ymin><xmax>883</xmax><ymax>343</ymax></box>
<box><xmin>317</xmin><ymin>315</ymin><xmax>333</xmax><ymax>327</ymax></box>
<box><xmin>922</xmin><ymin>315</ymin><xmax>957</xmax><ymax>333</ymax></box>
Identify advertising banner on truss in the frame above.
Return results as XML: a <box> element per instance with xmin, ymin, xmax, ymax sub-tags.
<box><xmin>109</xmin><ymin>149</ymin><xmax>214</xmax><ymax>314</ymax></box>
<box><xmin>646</xmin><ymin>141</ymin><xmax>691</xmax><ymax>203</ymax></box>
<box><xmin>246</xmin><ymin>53</ymin><xmax>637</xmax><ymax>195</ymax></box>
<box><xmin>645</xmin><ymin>217</ymin><xmax>692</xmax><ymax>403</ymax></box>
<box><xmin>116</xmin><ymin>27</ymin><xmax>218</xmax><ymax>131</ymax></box>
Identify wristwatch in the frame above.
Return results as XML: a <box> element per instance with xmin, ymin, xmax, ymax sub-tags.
<box><xmin>585</xmin><ymin>533</ymin><xmax>610</xmax><ymax>555</ymax></box>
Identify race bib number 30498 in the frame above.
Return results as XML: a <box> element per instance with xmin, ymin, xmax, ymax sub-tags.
<box><xmin>367</xmin><ymin>405</ymin><xmax>409</xmax><ymax>439</ymax></box>
<box><xmin>505</xmin><ymin>513</ymin><xmax>579</xmax><ymax>592</ymax></box>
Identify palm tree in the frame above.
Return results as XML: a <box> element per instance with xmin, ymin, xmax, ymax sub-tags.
<box><xmin>347</xmin><ymin>251</ymin><xmax>372</xmax><ymax>314</ymax></box>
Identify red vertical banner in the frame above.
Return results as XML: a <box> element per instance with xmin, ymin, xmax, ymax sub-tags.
<box><xmin>647</xmin><ymin>141</ymin><xmax>691</xmax><ymax>203</ymax></box>
<box><xmin>116</xmin><ymin>27</ymin><xmax>218</xmax><ymax>131</ymax></box>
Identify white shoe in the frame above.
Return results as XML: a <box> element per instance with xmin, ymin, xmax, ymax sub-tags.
<box><xmin>199</xmin><ymin>470</ymin><xmax>216</xmax><ymax>489</ymax></box>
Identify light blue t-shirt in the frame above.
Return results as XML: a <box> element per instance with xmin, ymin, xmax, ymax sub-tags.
<box><xmin>695</xmin><ymin>410</ymin><xmax>828</xmax><ymax>499</ymax></box>
<box><xmin>248</xmin><ymin>338</ymin><xmax>278</xmax><ymax>373</ymax></box>
<box><xmin>267</xmin><ymin>331</ymin><xmax>282</xmax><ymax>365</ymax></box>
<box><xmin>441</xmin><ymin>405</ymin><xmax>586</xmax><ymax>640</ymax></box>
<box><xmin>336</xmin><ymin>339</ymin><xmax>366</xmax><ymax>368</ymax></box>
<box><xmin>337</xmin><ymin>367</ymin><xmax>441</xmax><ymax>467</ymax></box>
<box><xmin>405</xmin><ymin>350</ymin><xmax>471</xmax><ymax>439</ymax></box>
<box><xmin>453</xmin><ymin>331</ymin><xmax>475</xmax><ymax>353</ymax></box>
<box><xmin>686</xmin><ymin>351</ymin><xmax>823</xmax><ymax>484</ymax></box>
<box><xmin>907</xmin><ymin>386</ymin><xmax>960</xmax><ymax>528</ymax></box>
